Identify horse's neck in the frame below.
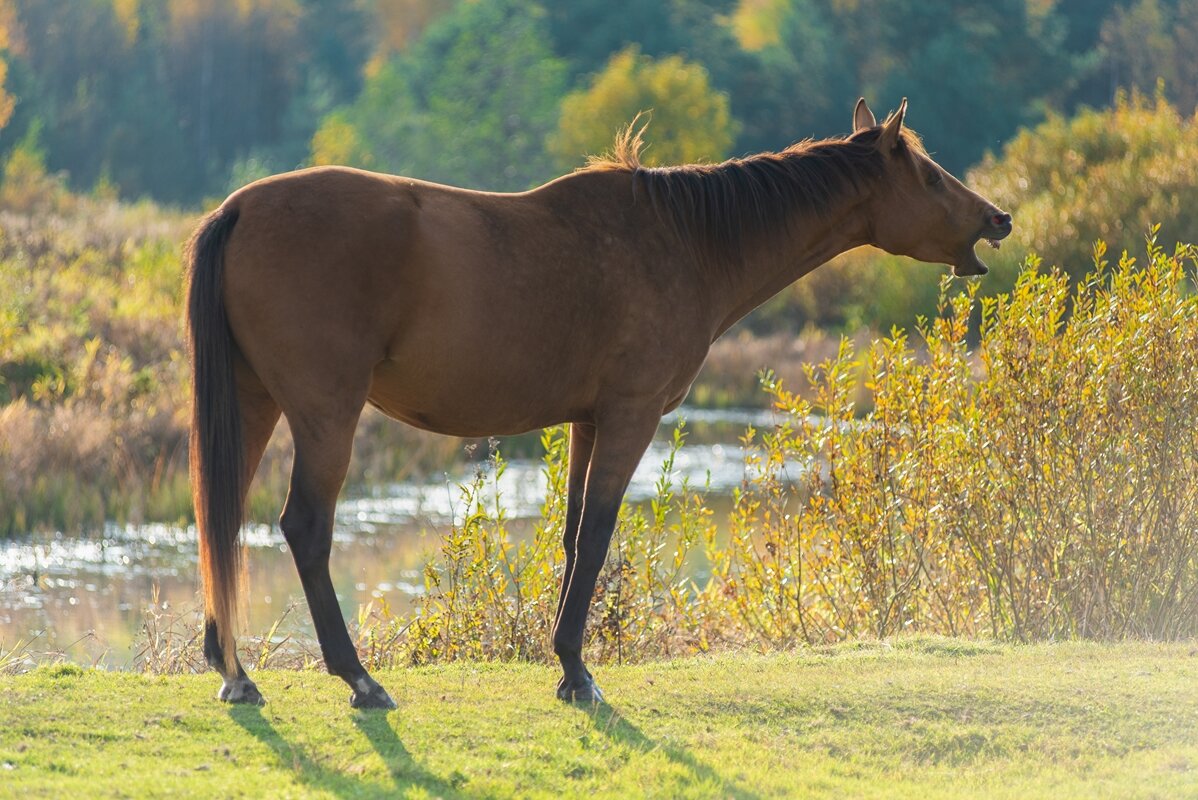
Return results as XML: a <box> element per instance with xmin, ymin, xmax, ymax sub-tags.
<box><xmin>705</xmin><ymin>195</ymin><xmax>872</xmax><ymax>341</ymax></box>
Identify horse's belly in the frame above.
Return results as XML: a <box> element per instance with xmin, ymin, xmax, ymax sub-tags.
<box><xmin>366</xmin><ymin>357</ymin><xmax>588</xmax><ymax>437</ymax></box>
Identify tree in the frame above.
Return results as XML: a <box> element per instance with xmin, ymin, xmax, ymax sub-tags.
<box><xmin>0</xmin><ymin>0</ymin><xmax>329</xmax><ymax>201</ymax></box>
<box><xmin>544</xmin><ymin>0</ymin><xmax>687</xmax><ymax>80</ymax></box>
<box><xmin>819</xmin><ymin>0</ymin><xmax>1077</xmax><ymax>173</ymax></box>
<box><xmin>162</xmin><ymin>0</ymin><xmax>303</xmax><ymax>195</ymax></box>
<box><xmin>0</xmin><ymin>0</ymin><xmax>17</xmax><ymax>131</ymax></box>
<box><xmin>311</xmin><ymin>0</ymin><xmax>568</xmax><ymax>191</ymax></box>
<box><xmin>1101</xmin><ymin>0</ymin><xmax>1198</xmax><ymax>114</ymax></box>
<box><xmin>969</xmin><ymin>90</ymin><xmax>1198</xmax><ymax>273</ymax></box>
<box><xmin>725</xmin><ymin>0</ymin><xmax>853</xmax><ymax>152</ymax></box>
<box><xmin>549</xmin><ymin>47</ymin><xmax>736</xmax><ymax>169</ymax></box>
<box><xmin>372</xmin><ymin>0</ymin><xmax>456</xmax><ymax>58</ymax></box>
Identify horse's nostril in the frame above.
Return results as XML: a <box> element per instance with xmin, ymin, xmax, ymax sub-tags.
<box><xmin>992</xmin><ymin>212</ymin><xmax>1012</xmax><ymax>226</ymax></box>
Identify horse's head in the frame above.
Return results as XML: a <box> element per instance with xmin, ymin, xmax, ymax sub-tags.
<box><xmin>852</xmin><ymin>98</ymin><xmax>1012</xmax><ymax>277</ymax></box>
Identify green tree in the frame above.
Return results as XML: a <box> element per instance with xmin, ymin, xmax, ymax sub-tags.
<box><xmin>851</xmin><ymin>0</ymin><xmax>1075</xmax><ymax>174</ymax></box>
<box><xmin>726</xmin><ymin>0</ymin><xmax>853</xmax><ymax>151</ymax></box>
<box><xmin>0</xmin><ymin>0</ymin><xmax>289</xmax><ymax>200</ymax></box>
<box><xmin>969</xmin><ymin>90</ymin><xmax>1198</xmax><ymax>274</ymax></box>
<box><xmin>1101</xmin><ymin>0</ymin><xmax>1198</xmax><ymax>114</ymax></box>
<box><xmin>312</xmin><ymin>0</ymin><xmax>567</xmax><ymax>191</ymax></box>
<box><xmin>373</xmin><ymin>0</ymin><xmax>457</xmax><ymax>57</ymax></box>
<box><xmin>544</xmin><ymin>0</ymin><xmax>688</xmax><ymax>79</ymax></box>
<box><xmin>549</xmin><ymin>47</ymin><xmax>736</xmax><ymax>169</ymax></box>
<box><xmin>0</xmin><ymin>0</ymin><xmax>137</xmax><ymax>192</ymax></box>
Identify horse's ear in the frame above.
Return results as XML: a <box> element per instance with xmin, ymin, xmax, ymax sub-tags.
<box><xmin>853</xmin><ymin>98</ymin><xmax>876</xmax><ymax>132</ymax></box>
<box><xmin>878</xmin><ymin>97</ymin><xmax>908</xmax><ymax>152</ymax></box>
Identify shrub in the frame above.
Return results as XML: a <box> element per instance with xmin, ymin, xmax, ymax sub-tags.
<box><xmin>711</xmin><ymin>234</ymin><xmax>1198</xmax><ymax>643</ymax></box>
<box><xmin>969</xmin><ymin>90</ymin><xmax>1198</xmax><ymax>276</ymax></box>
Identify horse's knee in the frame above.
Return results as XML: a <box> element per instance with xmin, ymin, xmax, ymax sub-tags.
<box><xmin>575</xmin><ymin>530</ymin><xmax>614</xmax><ymax>564</ymax></box>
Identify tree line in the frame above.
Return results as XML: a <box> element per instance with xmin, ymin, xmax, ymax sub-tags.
<box><xmin>0</xmin><ymin>0</ymin><xmax>1194</xmax><ymax>204</ymax></box>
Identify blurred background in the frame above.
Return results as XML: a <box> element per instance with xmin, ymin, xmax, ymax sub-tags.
<box><xmin>2</xmin><ymin>0</ymin><xmax>1198</xmax><ymax>663</ymax></box>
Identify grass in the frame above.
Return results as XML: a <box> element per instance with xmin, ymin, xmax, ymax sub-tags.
<box><xmin>1</xmin><ymin>639</ymin><xmax>1195</xmax><ymax>798</ymax></box>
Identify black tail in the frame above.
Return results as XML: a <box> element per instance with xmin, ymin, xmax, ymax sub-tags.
<box><xmin>186</xmin><ymin>204</ymin><xmax>243</xmax><ymax>675</ymax></box>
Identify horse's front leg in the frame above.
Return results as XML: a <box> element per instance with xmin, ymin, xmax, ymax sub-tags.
<box><xmin>553</xmin><ymin>423</ymin><xmax>595</xmax><ymax>627</ymax></box>
<box><xmin>551</xmin><ymin>412</ymin><xmax>659</xmax><ymax>703</ymax></box>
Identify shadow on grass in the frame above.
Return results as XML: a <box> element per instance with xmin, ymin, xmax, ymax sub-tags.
<box><xmin>582</xmin><ymin>703</ymin><xmax>762</xmax><ymax>800</ymax></box>
<box><xmin>230</xmin><ymin>706</ymin><xmax>463</xmax><ymax>799</ymax></box>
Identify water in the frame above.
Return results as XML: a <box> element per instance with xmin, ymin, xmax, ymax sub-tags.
<box><xmin>0</xmin><ymin>408</ymin><xmax>779</xmax><ymax>667</ymax></box>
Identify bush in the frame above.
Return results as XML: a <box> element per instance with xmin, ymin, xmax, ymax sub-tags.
<box><xmin>713</xmin><ymin>235</ymin><xmax>1198</xmax><ymax>643</ymax></box>
<box><xmin>969</xmin><ymin>90</ymin><xmax>1198</xmax><ymax>276</ymax></box>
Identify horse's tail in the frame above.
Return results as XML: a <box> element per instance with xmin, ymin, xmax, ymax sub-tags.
<box><xmin>186</xmin><ymin>204</ymin><xmax>244</xmax><ymax>675</ymax></box>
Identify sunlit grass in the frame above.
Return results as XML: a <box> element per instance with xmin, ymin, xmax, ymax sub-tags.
<box><xmin>1</xmin><ymin>640</ymin><xmax>1195</xmax><ymax>798</ymax></box>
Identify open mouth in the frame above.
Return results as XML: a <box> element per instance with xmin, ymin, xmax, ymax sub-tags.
<box><xmin>953</xmin><ymin>220</ymin><xmax>1012</xmax><ymax>277</ymax></box>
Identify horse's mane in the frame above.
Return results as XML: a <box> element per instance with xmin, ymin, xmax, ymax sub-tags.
<box><xmin>583</xmin><ymin>113</ymin><xmax>927</xmax><ymax>267</ymax></box>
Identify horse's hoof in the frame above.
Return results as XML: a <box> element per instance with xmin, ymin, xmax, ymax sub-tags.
<box><xmin>557</xmin><ymin>674</ymin><xmax>606</xmax><ymax>704</ymax></box>
<box><xmin>218</xmin><ymin>676</ymin><xmax>265</xmax><ymax>706</ymax></box>
<box><xmin>349</xmin><ymin>675</ymin><xmax>397</xmax><ymax>710</ymax></box>
<box><xmin>350</xmin><ymin>686</ymin><xmax>397</xmax><ymax>710</ymax></box>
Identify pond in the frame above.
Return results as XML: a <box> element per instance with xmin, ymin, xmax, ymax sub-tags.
<box><xmin>0</xmin><ymin>407</ymin><xmax>780</xmax><ymax>667</ymax></box>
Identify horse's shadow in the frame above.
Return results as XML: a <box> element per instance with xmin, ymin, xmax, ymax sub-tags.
<box><xmin>230</xmin><ymin>700</ymin><xmax>757</xmax><ymax>798</ymax></box>
<box><xmin>229</xmin><ymin>706</ymin><xmax>462</xmax><ymax>799</ymax></box>
<box><xmin>581</xmin><ymin>703</ymin><xmax>762</xmax><ymax>800</ymax></box>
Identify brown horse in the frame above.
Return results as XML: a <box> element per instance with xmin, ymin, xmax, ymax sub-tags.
<box><xmin>187</xmin><ymin>98</ymin><xmax>1011</xmax><ymax>708</ymax></box>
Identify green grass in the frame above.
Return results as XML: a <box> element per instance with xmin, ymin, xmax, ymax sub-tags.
<box><xmin>1</xmin><ymin>639</ymin><xmax>1196</xmax><ymax>798</ymax></box>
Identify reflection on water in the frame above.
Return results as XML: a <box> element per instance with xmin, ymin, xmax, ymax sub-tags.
<box><xmin>0</xmin><ymin>408</ymin><xmax>780</xmax><ymax>667</ymax></box>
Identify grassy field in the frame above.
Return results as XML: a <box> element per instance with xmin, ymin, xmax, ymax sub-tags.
<box><xmin>1</xmin><ymin>639</ymin><xmax>1195</xmax><ymax>799</ymax></box>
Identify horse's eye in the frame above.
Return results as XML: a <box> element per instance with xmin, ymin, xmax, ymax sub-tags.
<box><xmin>926</xmin><ymin>171</ymin><xmax>943</xmax><ymax>187</ymax></box>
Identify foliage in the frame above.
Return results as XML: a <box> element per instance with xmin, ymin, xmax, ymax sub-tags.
<box><xmin>1100</xmin><ymin>0</ymin><xmax>1198</xmax><ymax>114</ymax></box>
<box><xmin>371</xmin><ymin>0</ymin><xmax>457</xmax><ymax>58</ymax></box>
<box><xmin>720</xmin><ymin>239</ymin><xmax>1198</xmax><ymax>643</ymax></box>
<box><xmin>721</xmin><ymin>0</ymin><xmax>853</xmax><ymax>152</ymax></box>
<box><xmin>0</xmin><ymin>0</ymin><xmax>1185</xmax><ymax>202</ymax></box>
<box><xmin>544</xmin><ymin>0</ymin><xmax>690</xmax><ymax>80</ymax></box>
<box><xmin>970</xmin><ymin>91</ymin><xmax>1198</xmax><ymax>275</ymax></box>
<box><xmin>0</xmin><ymin>0</ymin><xmax>371</xmax><ymax>201</ymax></box>
<box><xmin>0</xmin><ymin>185</ymin><xmax>195</xmax><ymax>533</ymax></box>
<box><xmin>397</xmin><ymin>431</ymin><xmax>566</xmax><ymax>665</ymax></box>
<box><xmin>847</xmin><ymin>1</ymin><xmax>1074</xmax><ymax>173</ymax></box>
<box><xmin>311</xmin><ymin>0</ymin><xmax>568</xmax><ymax>191</ymax></box>
<box><xmin>549</xmin><ymin>47</ymin><xmax>736</xmax><ymax>170</ymax></box>
<box><xmin>4</xmin><ymin>644</ymin><xmax>1198</xmax><ymax>798</ymax></box>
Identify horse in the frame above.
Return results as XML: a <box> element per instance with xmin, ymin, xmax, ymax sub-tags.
<box><xmin>187</xmin><ymin>98</ymin><xmax>1012</xmax><ymax>708</ymax></box>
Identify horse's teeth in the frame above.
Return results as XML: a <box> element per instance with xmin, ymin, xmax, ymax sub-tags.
<box><xmin>987</xmin><ymin>238</ymin><xmax>1001</xmax><ymax>250</ymax></box>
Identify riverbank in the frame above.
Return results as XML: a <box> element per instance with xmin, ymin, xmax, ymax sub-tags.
<box><xmin>1</xmin><ymin>639</ymin><xmax>1195</xmax><ymax>798</ymax></box>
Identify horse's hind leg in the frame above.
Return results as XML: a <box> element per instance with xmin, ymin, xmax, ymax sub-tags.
<box><xmin>279</xmin><ymin>398</ymin><xmax>396</xmax><ymax>710</ymax></box>
<box><xmin>204</xmin><ymin>355</ymin><xmax>280</xmax><ymax>704</ymax></box>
